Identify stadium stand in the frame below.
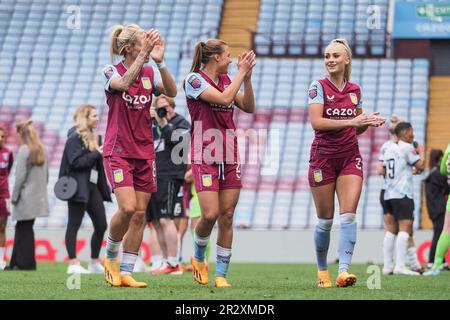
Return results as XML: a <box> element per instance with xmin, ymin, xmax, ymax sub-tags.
<box><xmin>0</xmin><ymin>0</ymin><xmax>430</xmax><ymax>231</ymax></box>
<box><xmin>253</xmin><ymin>0</ymin><xmax>389</xmax><ymax>57</ymax></box>
<box><xmin>218</xmin><ymin>0</ymin><xmax>259</xmax><ymax>57</ymax></box>
<box><xmin>0</xmin><ymin>0</ymin><xmax>224</xmax><ymax>228</ymax></box>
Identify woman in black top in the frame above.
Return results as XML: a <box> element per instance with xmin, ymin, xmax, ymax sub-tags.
<box><xmin>59</xmin><ymin>104</ymin><xmax>112</xmax><ymax>274</ymax></box>
<box><xmin>424</xmin><ymin>149</ymin><xmax>450</xmax><ymax>267</ymax></box>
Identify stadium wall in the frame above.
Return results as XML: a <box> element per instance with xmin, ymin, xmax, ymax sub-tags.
<box><xmin>3</xmin><ymin>228</ymin><xmax>437</xmax><ymax>265</ymax></box>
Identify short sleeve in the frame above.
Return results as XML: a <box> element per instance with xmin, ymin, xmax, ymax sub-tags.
<box><xmin>103</xmin><ymin>65</ymin><xmax>119</xmax><ymax>93</ymax></box>
<box><xmin>307</xmin><ymin>80</ymin><xmax>324</xmax><ymax>105</ymax></box>
<box><xmin>185</xmin><ymin>73</ymin><xmax>210</xmax><ymax>100</ymax></box>
<box><xmin>378</xmin><ymin>141</ymin><xmax>387</xmax><ymax>161</ymax></box>
<box><xmin>152</xmin><ymin>66</ymin><xmax>162</xmax><ymax>96</ymax></box>
<box><xmin>357</xmin><ymin>86</ymin><xmax>363</xmax><ymax>109</ymax></box>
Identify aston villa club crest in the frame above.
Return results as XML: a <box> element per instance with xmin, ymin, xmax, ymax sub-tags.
<box><xmin>114</xmin><ymin>169</ymin><xmax>124</xmax><ymax>183</ymax></box>
<box><xmin>349</xmin><ymin>93</ymin><xmax>358</xmax><ymax>105</ymax></box>
<box><xmin>202</xmin><ymin>174</ymin><xmax>212</xmax><ymax>187</ymax></box>
<box><xmin>142</xmin><ymin>77</ymin><xmax>151</xmax><ymax>90</ymax></box>
<box><xmin>313</xmin><ymin>169</ymin><xmax>323</xmax><ymax>183</ymax></box>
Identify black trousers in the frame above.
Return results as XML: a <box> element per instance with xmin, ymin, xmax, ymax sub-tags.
<box><xmin>429</xmin><ymin>213</ymin><xmax>445</xmax><ymax>264</ymax></box>
<box><xmin>65</xmin><ymin>183</ymin><xmax>107</xmax><ymax>260</ymax></box>
<box><xmin>9</xmin><ymin>219</ymin><xmax>36</xmax><ymax>270</ymax></box>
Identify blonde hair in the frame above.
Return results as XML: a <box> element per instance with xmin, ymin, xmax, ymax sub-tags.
<box><xmin>15</xmin><ymin>119</ymin><xmax>45</xmax><ymax>166</ymax></box>
<box><xmin>388</xmin><ymin>114</ymin><xmax>404</xmax><ymax>135</ymax></box>
<box><xmin>74</xmin><ymin>104</ymin><xmax>99</xmax><ymax>151</ymax></box>
<box><xmin>154</xmin><ymin>94</ymin><xmax>176</xmax><ymax>109</ymax></box>
<box><xmin>72</xmin><ymin>104</ymin><xmax>83</xmax><ymax>123</ymax></box>
<box><xmin>327</xmin><ymin>38</ymin><xmax>353</xmax><ymax>81</ymax></box>
<box><xmin>109</xmin><ymin>24</ymin><xmax>144</xmax><ymax>63</ymax></box>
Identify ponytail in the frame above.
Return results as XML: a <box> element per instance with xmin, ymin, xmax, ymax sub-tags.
<box><xmin>189</xmin><ymin>42</ymin><xmax>204</xmax><ymax>73</ymax></box>
<box><xmin>184</xmin><ymin>39</ymin><xmax>227</xmax><ymax>90</ymax></box>
<box><xmin>109</xmin><ymin>24</ymin><xmax>143</xmax><ymax>63</ymax></box>
<box><xmin>109</xmin><ymin>25</ymin><xmax>124</xmax><ymax>64</ymax></box>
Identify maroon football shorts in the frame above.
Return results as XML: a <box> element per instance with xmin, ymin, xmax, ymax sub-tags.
<box><xmin>192</xmin><ymin>163</ymin><xmax>242</xmax><ymax>192</ymax></box>
<box><xmin>104</xmin><ymin>156</ymin><xmax>157</xmax><ymax>193</ymax></box>
<box><xmin>308</xmin><ymin>149</ymin><xmax>363</xmax><ymax>187</ymax></box>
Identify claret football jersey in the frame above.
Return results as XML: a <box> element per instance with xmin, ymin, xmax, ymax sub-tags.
<box><xmin>103</xmin><ymin>62</ymin><xmax>162</xmax><ymax>160</ymax></box>
<box><xmin>185</xmin><ymin>70</ymin><xmax>238</xmax><ymax>164</ymax></box>
<box><xmin>308</xmin><ymin>78</ymin><xmax>363</xmax><ymax>157</ymax></box>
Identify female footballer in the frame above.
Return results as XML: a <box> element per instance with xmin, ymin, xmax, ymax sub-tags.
<box><xmin>102</xmin><ymin>24</ymin><xmax>177</xmax><ymax>287</ymax></box>
<box><xmin>307</xmin><ymin>39</ymin><xmax>384</xmax><ymax>287</ymax></box>
<box><xmin>184</xmin><ymin>39</ymin><xmax>255</xmax><ymax>288</ymax></box>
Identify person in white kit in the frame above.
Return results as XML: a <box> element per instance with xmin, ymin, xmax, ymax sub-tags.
<box><xmin>383</xmin><ymin>122</ymin><xmax>425</xmax><ymax>275</ymax></box>
<box><xmin>378</xmin><ymin>115</ymin><xmax>423</xmax><ymax>275</ymax></box>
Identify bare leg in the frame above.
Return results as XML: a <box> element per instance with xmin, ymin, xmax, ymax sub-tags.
<box><xmin>0</xmin><ymin>216</ymin><xmax>7</xmax><ymax>248</ymax></box>
<box><xmin>195</xmin><ymin>191</ymin><xmax>220</xmax><ymax>237</ymax></box>
<box><xmin>335</xmin><ymin>175</ymin><xmax>363</xmax><ymax>214</ymax></box>
<box><xmin>216</xmin><ymin>189</ymin><xmax>240</xmax><ymax>248</ymax></box>
<box><xmin>149</xmin><ymin>222</ymin><xmax>164</xmax><ymax>258</ymax></box>
<box><xmin>122</xmin><ymin>191</ymin><xmax>151</xmax><ymax>252</ymax></box>
<box><xmin>108</xmin><ymin>187</ymin><xmax>137</xmax><ymax>242</ymax></box>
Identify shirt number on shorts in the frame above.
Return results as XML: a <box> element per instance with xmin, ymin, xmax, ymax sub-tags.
<box><xmin>355</xmin><ymin>157</ymin><xmax>362</xmax><ymax>170</ymax></box>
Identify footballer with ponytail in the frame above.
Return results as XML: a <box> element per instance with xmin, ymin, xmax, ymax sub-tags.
<box><xmin>184</xmin><ymin>39</ymin><xmax>256</xmax><ymax>288</ymax></box>
<box><xmin>307</xmin><ymin>38</ymin><xmax>385</xmax><ymax>288</ymax></box>
<box><xmin>101</xmin><ymin>23</ymin><xmax>177</xmax><ymax>288</ymax></box>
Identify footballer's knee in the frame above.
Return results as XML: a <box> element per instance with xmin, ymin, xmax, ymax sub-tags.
<box><xmin>219</xmin><ymin>208</ymin><xmax>235</xmax><ymax>226</ymax></box>
<box><xmin>119</xmin><ymin>204</ymin><xmax>136</xmax><ymax>218</ymax></box>
<box><xmin>201</xmin><ymin>210</ymin><xmax>219</xmax><ymax>226</ymax></box>
<box><xmin>130</xmin><ymin>211</ymin><xmax>146</xmax><ymax>227</ymax></box>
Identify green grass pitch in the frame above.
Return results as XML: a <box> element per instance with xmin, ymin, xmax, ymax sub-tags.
<box><xmin>0</xmin><ymin>262</ymin><xmax>448</xmax><ymax>300</ymax></box>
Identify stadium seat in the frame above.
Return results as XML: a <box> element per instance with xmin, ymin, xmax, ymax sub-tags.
<box><xmin>0</xmin><ymin>0</ymin><xmax>430</xmax><ymax>230</ymax></box>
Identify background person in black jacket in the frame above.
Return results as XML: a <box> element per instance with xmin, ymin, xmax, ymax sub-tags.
<box><xmin>424</xmin><ymin>149</ymin><xmax>450</xmax><ymax>268</ymax></box>
<box><xmin>59</xmin><ymin>104</ymin><xmax>112</xmax><ymax>274</ymax></box>
<box><xmin>146</xmin><ymin>95</ymin><xmax>190</xmax><ymax>274</ymax></box>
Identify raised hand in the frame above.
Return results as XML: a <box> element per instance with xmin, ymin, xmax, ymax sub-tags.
<box><xmin>150</xmin><ymin>35</ymin><xmax>165</xmax><ymax>63</ymax></box>
<box><xmin>244</xmin><ymin>51</ymin><xmax>256</xmax><ymax>80</ymax></box>
<box><xmin>142</xmin><ymin>29</ymin><xmax>160</xmax><ymax>56</ymax></box>
<box><xmin>237</xmin><ymin>50</ymin><xmax>256</xmax><ymax>74</ymax></box>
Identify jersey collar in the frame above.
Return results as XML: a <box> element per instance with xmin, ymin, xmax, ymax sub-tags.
<box><xmin>326</xmin><ymin>77</ymin><xmax>347</xmax><ymax>92</ymax></box>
